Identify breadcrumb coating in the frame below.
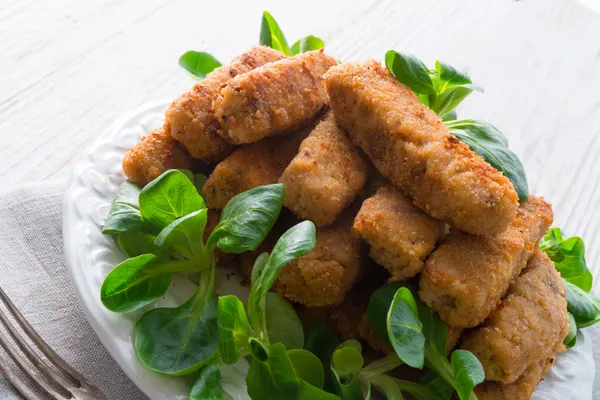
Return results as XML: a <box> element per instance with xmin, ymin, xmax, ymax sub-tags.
<box><xmin>202</xmin><ymin>131</ymin><xmax>306</xmax><ymax>209</ymax></box>
<box><xmin>280</xmin><ymin>113</ymin><xmax>368</xmax><ymax>226</ymax></box>
<box><xmin>122</xmin><ymin>51</ymin><xmax>573</xmax><ymax>396</ymax></box>
<box><xmin>272</xmin><ymin>219</ymin><xmax>363</xmax><ymax>307</ymax></box>
<box><xmin>122</xmin><ymin>127</ymin><xmax>192</xmax><ymax>186</ymax></box>
<box><xmin>237</xmin><ymin>208</ymin><xmax>364</xmax><ymax>308</ymax></box>
<box><xmin>296</xmin><ymin>267</ymin><xmax>388</xmax><ymax>342</ymax></box>
<box><xmin>165</xmin><ymin>46</ymin><xmax>285</xmax><ymax>162</ymax></box>
<box><xmin>419</xmin><ymin>195</ymin><xmax>553</xmax><ymax>328</ymax></box>
<box><xmin>461</xmin><ymin>250</ymin><xmax>569</xmax><ymax>384</ymax></box>
<box><xmin>475</xmin><ymin>338</ymin><xmax>567</xmax><ymax>400</ymax></box>
<box><xmin>353</xmin><ymin>185</ymin><xmax>445</xmax><ymax>281</ymax></box>
<box><xmin>214</xmin><ymin>50</ymin><xmax>337</xmax><ymax>144</ymax></box>
<box><xmin>324</xmin><ymin>60</ymin><xmax>519</xmax><ymax>235</ymax></box>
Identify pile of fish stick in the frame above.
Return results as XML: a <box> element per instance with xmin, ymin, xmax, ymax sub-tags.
<box><xmin>122</xmin><ymin>46</ymin><xmax>568</xmax><ymax>399</ymax></box>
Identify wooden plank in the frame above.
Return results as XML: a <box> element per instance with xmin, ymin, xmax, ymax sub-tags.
<box><xmin>1</xmin><ymin>0</ymin><xmax>599</xmax><ymax>283</ymax></box>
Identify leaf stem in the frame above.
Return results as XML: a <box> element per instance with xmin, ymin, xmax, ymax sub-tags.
<box><xmin>367</xmin><ymin>373</ymin><xmax>443</xmax><ymax>400</ymax></box>
<box><xmin>196</xmin><ymin>256</ymin><xmax>216</xmax><ymax>300</ymax></box>
<box><xmin>247</xmin><ymin>294</ymin><xmax>269</xmax><ymax>343</ymax></box>
<box><xmin>390</xmin><ymin>377</ymin><xmax>443</xmax><ymax>400</ymax></box>
<box><xmin>167</xmin><ymin>259</ymin><xmax>206</xmax><ymax>275</ymax></box>
<box><xmin>247</xmin><ymin>292</ymin><xmax>260</xmax><ymax>337</ymax></box>
<box><xmin>424</xmin><ymin>347</ymin><xmax>479</xmax><ymax>400</ymax></box>
<box><xmin>360</xmin><ymin>353</ymin><xmax>403</xmax><ymax>378</ymax></box>
<box><xmin>424</xmin><ymin>347</ymin><xmax>454</xmax><ymax>390</ymax></box>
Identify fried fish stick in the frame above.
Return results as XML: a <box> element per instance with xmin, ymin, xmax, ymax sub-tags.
<box><xmin>419</xmin><ymin>195</ymin><xmax>553</xmax><ymax>328</ymax></box>
<box><xmin>324</xmin><ymin>61</ymin><xmax>519</xmax><ymax>235</ymax></box>
<box><xmin>214</xmin><ymin>49</ymin><xmax>337</xmax><ymax>144</ymax></box>
<box><xmin>165</xmin><ymin>46</ymin><xmax>285</xmax><ymax>162</ymax></box>
<box><xmin>353</xmin><ymin>185</ymin><xmax>445</xmax><ymax>281</ymax></box>
<box><xmin>238</xmin><ymin>209</ymin><xmax>363</xmax><ymax>307</ymax></box>
<box><xmin>461</xmin><ymin>250</ymin><xmax>569</xmax><ymax>384</ymax></box>
<box><xmin>297</xmin><ymin>265</ymin><xmax>389</xmax><ymax>342</ymax></box>
<box><xmin>475</xmin><ymin>339</ymin><xmax>566</xmax><ymax>400</ymax></box>
<box><xmin>122</xmin><ymin>127</ymin><xmax>192</xmax><ymax>186</ymax></box>
<box><xmin>296</xmin><ymin>267</ymin><xmax>462</xmax><ymax>355</ymax></box>
<box><xmin>273</xmin><ymin>217</ymin><xmax>363</xmax><ymax>307</ymax></box>
<box><xmin>280</xmin><ymin>113</ymin><xmax>368</xmax><ymax>226</ymax></box>
<box><xmin>202</xmin><ymin>131</ymin><xmax>306</xmax><ymax>209</ymax></box>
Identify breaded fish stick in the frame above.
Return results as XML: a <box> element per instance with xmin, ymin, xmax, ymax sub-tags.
<box><xmin>280</xmin><ymin>113</ymin><xmax>368</xmax><ymax>226</ymax></box>
<box><xmin>238</xmin><ymin>208</ymin><xmax>363</xmax><ymax>307</ymax></box>
<box><xmin>297</xmin><ymin>269</ymin><xmax>462</xmax><ymax>354</ymax></box>
<box><xmin>324</xmin><ymin>61</ymin><xmax>519</xmax><ymax>235</ymax></box>
<box><xmin>297</xmin><ymin>266</ymin><xmax>388</xmax><ymax>342</ymax></box>
<box><xmin>214</xmin><ymin>49</ymin><xmax>337</xmax><ymax>144</ymax></box>
<box><xmin>461</xmin><ymin>250</ymin><xmax>569</xmax><ymax>384</ymax></box>
<box><xmin>273</xmin><ymin>216</ymin><xmax>363</xmax><ymax>307</ymax></box>
<box><xmin>475</xmin><ymin>339</ymin><xmax>566</xmax><ymax>400</ymax></box>
<box><xmin>419</xmin><ymin>195</ymin><xmax>553</xmax><ymax>328</ymax></box>
<box><xmin>165</xmin><ymin>46</ymin><xmax>285</xmax><ymax>162</ymax></box>
<box><xmin>353</xmin><ymin>185</ymin><xmax>445</xmax><ymax>281</ymax></box>
<box><xmin>122</xmin><ymin>127</ymin><xmax>192</xmax><ymax>186</ymax></box>
<box><xmin>202</xmin><ymin>131</ymin><xmax>306</xmax><ymax>209</ymax></box>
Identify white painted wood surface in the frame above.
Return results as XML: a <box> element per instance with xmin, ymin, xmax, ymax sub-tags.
<box><xmin>1</xmin><ymin>0</ymin><xmax>600</xmax><ymax>288</ymax></box>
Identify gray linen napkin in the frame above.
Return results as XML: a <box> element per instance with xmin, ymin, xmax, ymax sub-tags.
<box><xmin>0</xmin><ymin>182</ymin><xmax>147</xmax><ymax>400</ymax></box>
<box><xmin>0</xmin><ymin>181</ymin><xmax>598</xmax><ymax>399</ymax></box>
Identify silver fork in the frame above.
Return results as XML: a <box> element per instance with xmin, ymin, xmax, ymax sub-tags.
<box><xmin>0</xmin><ymin>287</ymin><xmax>106</xmax><ymax>399</ymax></box>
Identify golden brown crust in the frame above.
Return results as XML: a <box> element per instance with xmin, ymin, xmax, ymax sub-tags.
<box><xmin>447</xmin><ymin>325</ymin><xmax>464</xmax><ymax>353</ymax></box>
<box><xmin>165</xmin><ymin>46</ymin><xmax>285</xmax><ymax>162</ymax></box>
<box><xmin>461</xmin><ymin>250</ymin><xmax>569</xmax><ymax>384</ymax></box>
<box><xmin>238</xmin><ymin>208</ymin><xmax>365</xmax><ymax>308</ymax></box>
<box><xmin>280</xmin><ymin>113</ymin><xmax>368</xmax><ymax>226</ymax></box>
<box><xmin>297</xmin><ymin>268</ymin><xmax>388</xmax><ymax>343</ymax></box>
<box><xmin>122</xmin><ymin>128</ymin><xmax>193</xmax><ymax>186</ymax></box>
<box><xmin>419</xmin><ymin>195</ymin><xmax>554</xmax><ymax>328</ymax></box>
<box><xmin>214</xmin><ymin>49</ymin><xmax>337</xmax><ymax>144</ymax></box>
<box><xmin>353</xmin><ymin>185</ymin><xmax>444</xmax><ymax>281</ymax></box>
<box><xmin>273</xmin><ymin>220</ymin><xmax>363</xmax><ymax>307</ymax></box>
<box><xmin>165</xmin><ymin>87</ymin><xmax>234</xmax><ymax>163</ymax></box>
<box><xmin>202</xmin><ymin>130</ymin><xmax>307</xmax><ymax>209</ymax></box>
<box><xmin>203</xmin><ymin>46</ymin><xmax>286</xmax><ymax>89</ymax></box>
<box><xmin>324</xmin><ymin>60</ymin><xmax>519</xmax><ymax>235</ymax></box>
<box><xmin>475</xmin><ymin>338</ymin><xmax>567</xmax><ymax>400</ymax></box>
<box><xmin>295</xmin><ymin>266</ymin><xmax>463</xmax><ymax>357</ymax></box>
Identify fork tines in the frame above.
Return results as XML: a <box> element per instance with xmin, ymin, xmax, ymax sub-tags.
<box><xmin>0</xmin><ymin>286</ymin><xmax>106</xmax><ymax>400</ymax></box>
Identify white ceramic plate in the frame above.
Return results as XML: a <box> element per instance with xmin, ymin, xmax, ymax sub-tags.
<box><xmin>63</xmin><ymin>101</ymin><xmax>595</xmax><ymax>400</ymax></box>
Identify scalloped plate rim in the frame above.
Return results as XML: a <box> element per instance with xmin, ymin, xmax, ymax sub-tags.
<box><xmin>62</xmin><ymin>101</ymin><xmax>595</xmax><ymax>400</ymax></box>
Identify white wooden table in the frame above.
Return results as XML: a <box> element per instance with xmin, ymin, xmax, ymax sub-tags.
<box><xmin>1</xmin><ymin>0</ymin><xmax>600</xmax><ymax>286</ymax></box>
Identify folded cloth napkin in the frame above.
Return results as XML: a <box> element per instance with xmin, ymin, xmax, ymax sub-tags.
<box><xmin>0</xmin><ymin>182</ymin><xmax>147</xmax><ymax>400</ymax></box>
<box><xmin>0</xmin><ymin>181</ymin><xmax>598</xmax><ymax>399</ymax></box>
